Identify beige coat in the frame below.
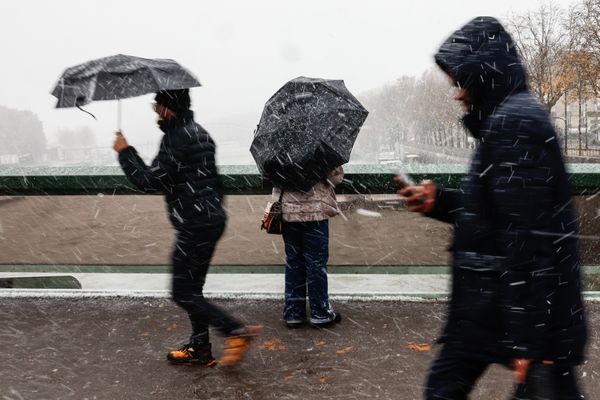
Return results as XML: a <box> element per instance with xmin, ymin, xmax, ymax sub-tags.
<box><xmin>271</xmin><ymin>167</ymin><xmax>344</xmax><ymax>223</ymax></box>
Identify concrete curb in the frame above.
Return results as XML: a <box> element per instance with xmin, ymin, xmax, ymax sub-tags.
<box><xmin>2</xmin><ymin>289</ymin><xmax>600</xmax><ymax>301</ymax></box>
<box><xmin>0</xmin><ymin>289</ymin><xmax>450</xmax><ymax>301</ymax></box>
<box><xmin>2</xmin><ymin>272</ymin><xmax>600</xmax><ymax>301</ymax></box>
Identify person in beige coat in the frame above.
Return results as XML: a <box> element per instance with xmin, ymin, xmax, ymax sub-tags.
<box><xmin>272</xmin><ymin>167</ymin><xmax>344</xmax><ymax>328</ymax></box>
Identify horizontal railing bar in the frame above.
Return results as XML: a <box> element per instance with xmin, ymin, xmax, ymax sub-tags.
<box><xmin>0</xmin><ymin>164</ymin><xmax>599</xmax><ymax>195</ymax></box>
<box><xmin>2</xmin><ymin>264</ymin><xmax>600</xmax><ymax>274</ymax></box>
<box><xmin>0</xmin><ymin>264</ymin><xmax>450</xmax><ymax>274</ymax></box>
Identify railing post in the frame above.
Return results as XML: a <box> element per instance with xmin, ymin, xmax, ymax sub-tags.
<box><xmin>564</xmin><ymin>90</ymin><xmax>568</xmax><ymax>153</ymax></box>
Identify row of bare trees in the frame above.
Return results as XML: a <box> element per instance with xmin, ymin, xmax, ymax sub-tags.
<box><xmin>510</xmin><ymin>0</ymin><xmax>600</xmax><ymax>111</ymax></box>
<box><xmin>353</xmin><ymin>0</ymin><xmax>600</xmax><ymax>162</ymax></box>
<box><xmin>353</xmin><ymin>70</ymin><xmax>467</xmax><ymax>162</ymax></box>
<box><xmin>509</xmin><ymin>0</ymin><xmax>600</xmax><ymax>153</ymax></box>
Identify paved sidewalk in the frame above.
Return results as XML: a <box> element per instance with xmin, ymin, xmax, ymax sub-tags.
<box><xmin>1</xmin><ymin>298</ymin><xmax>597</xmax><ymax>400</ymax></box>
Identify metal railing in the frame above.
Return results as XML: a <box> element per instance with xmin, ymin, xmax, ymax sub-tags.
<box><xmin>0</xmin><ymin>164</ymin><xmax>598</xmax><ymax>288</ymax></box>
<box><xmin>565</xmin><ymin>148</ymin><xmax>600</xmax><ymax>158</ymax></box>
<box><xmin>0</xmin><ymin>164</ymin><xmax>599</xmax><ymax>195</ymax></box>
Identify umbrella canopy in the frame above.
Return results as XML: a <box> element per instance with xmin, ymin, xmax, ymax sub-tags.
<box><xmin>251</xmin><ymin>76</ymin><xmax>368</xmax><ymax>192</ymax></box>
<box><xmin>51</xmin><ymin>54</ymin><xmax>201</xmax><ymax>108</ymax></box>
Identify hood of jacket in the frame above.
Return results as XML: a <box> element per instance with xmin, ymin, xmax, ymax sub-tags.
<box><xmin>434</xmin><ymin>16</ymin><xmax>528</xmax><ymax>136</ymax></box>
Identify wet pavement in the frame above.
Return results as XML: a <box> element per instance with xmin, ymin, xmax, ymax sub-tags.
<box><xmin>2</xmin><ymin>298</ymin><xmax>599</xmax><ymax>399</ymax></box>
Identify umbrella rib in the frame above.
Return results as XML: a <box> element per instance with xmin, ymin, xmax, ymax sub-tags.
<box><xmin>145</xmin><ymin>65</ymin><xmax>163</xmax><ymax>92</ymax></box>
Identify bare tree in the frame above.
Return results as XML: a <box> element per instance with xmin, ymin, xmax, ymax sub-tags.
<box><xmin>0</xmin><ymin>105</ymin><xmax>47</xmax><ymax>162</ymax></box>
<box><xmin>562</xmin><ymin>2</ymin><xmax>600</xmax><ymax>153</ymax></box>
<box><xmin>570</xmin><ymin>0</ymin><xmax>600</xmax><ymax>91</ymax></box>
<box><xmin>508</xmin><ymin>0</ymin><xmax>571</xmax><ymax>110</ymax></box>
<box><xmin>415</xmin><ymin>70</ymin><xmax>463</xmax><ymax>148</ymax></box>
<box><xmin>576</xmin><ymin>0</ymin><xmax>600</xmax><ymax>65</ymax></box>
<box><xmin>352</xmin><ymin>0</ymin><xmax>600</xmax><ymax>162</ymax></box>
<box><xmin>355</xmin><ymin>76</ymin><xmax>421</xmax><ymax>162</ymax></box>
<box><xmin>354</xmin><ymin>68</ymin><xmax>465</xmax><ymax>160</ymax></box>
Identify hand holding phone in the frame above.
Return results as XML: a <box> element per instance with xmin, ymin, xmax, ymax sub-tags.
<box><xmin>395</xmin><ymin>178</ymin><xmax>436</xmax><ymax>213</ymax></box>
<box><xmin>393</xmin><ymin>172</ymin><xmax>415</xmax><ymax>190</ymax></box>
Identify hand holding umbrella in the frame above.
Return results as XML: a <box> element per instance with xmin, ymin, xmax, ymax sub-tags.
<box><xmin>112</xmin><ymin>132</ymin><xmax>129</xmax><ymax>154</ymax></box>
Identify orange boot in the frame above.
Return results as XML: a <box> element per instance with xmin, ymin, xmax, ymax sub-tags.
<box><xmin>220</xmin><ymin>325</ymin><xmax>263</xmax><ymax>367</ymax></box>
<box><xmin>166</xmin><ymin>343</ymin><xmax>217</xmax><ymax>367</ymax></box>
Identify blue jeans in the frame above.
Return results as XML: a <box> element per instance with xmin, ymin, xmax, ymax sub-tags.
<box><xmin>282</xmin><ymin>220</ymin><xmax>335</xmax><ymax>323</ymax></box>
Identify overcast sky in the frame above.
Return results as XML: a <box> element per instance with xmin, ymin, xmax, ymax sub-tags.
<box><xmin>1</xmin><ymin>0</ymin><xmax>574</xmax><ymax>155</ymax></box>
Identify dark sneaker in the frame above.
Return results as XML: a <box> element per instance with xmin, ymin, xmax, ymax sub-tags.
<box><xmin>220</xmin><ymin>325</ymin><xmax>263</xmax><ymax>367</ymax></box>
<box><xmin>285</xmin><ymin>319</ymin><xmax>305</xmax><ymax>329</ymax></box>
<box><xmin>166</xmin><ymin>343</ymin><xmax>217</xmax><ymax>367</ymax></box>
<box><xmin>310</xmin><ymin>312</ymin><xmax>342</xmax><ymax>329</ymax></box>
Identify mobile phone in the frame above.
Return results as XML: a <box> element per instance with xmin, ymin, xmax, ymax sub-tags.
<box><xmin>395</xmin><ymin>172</ymin><xmax>415</xmax><ymax>189</ymax></box>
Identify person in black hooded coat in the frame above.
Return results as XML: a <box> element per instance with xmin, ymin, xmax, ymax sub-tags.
<box><xmin>113</xmin><ymin>89</ymin><xmax>261</xmax><ymax>368</ymax></box>
<box><xmin>397</xmin><ymin>17</ymin><xmax>587</xmax><ymax>399</ymax></box>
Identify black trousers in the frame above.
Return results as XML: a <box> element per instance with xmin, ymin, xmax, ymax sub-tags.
<box><xmin>425</xmin><ymin>344</ymin><xmax>584</xmax><ymax>399</ymax></box>
<box><xmin>171</xmin><ymin>224</ymin><xmax>243</xmax><ymax>345</ymax></box>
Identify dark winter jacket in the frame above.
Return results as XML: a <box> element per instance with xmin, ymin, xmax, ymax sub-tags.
<box><xmin>430</xmin><ymin>17</ymin><xmax>586</xmax><ymax>365</ymax></box>
<box><xmin>118</xmin><ymin>110</ymin><xmax>226</xmax><ymax>230</ymax></box>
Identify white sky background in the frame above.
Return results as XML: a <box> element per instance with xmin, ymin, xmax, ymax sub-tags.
<box><xmin>0</xmin><ymin>0</ymin><xmax>574</xmax><ymax>163</ymax></box>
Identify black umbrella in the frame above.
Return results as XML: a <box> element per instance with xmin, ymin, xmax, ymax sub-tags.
<box><xmin>251</xmin><ymin>76</ymin><xmax>368</xmax><ymax>192</ymax></box>
<box><xmin>51</xmin><ymin>54</ymin><xmax>201</xmax><ymax>129</ymax></box>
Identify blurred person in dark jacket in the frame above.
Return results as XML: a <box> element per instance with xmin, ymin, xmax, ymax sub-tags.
<box><xmin>113</xmin><ymin>89</ymin><xmax>261</xmax><ymax>368</ymax></box>
<box><xmin>397</xmin><ymin>17</ymin><xmax>587</xmax><ymax>399</ymax></box>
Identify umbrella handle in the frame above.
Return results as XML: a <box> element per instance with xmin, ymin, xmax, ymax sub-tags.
<box><xmin>75</xmin><ymin>105</ymin><xmax>97</xmax><ymax>120</ymax></box>
<box><xmin>117</xmin><ymin>99</ymin><xmax>122</xmax><ymax>132</ymax></box>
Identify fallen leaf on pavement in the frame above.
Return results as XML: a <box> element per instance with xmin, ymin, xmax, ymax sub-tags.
<box><xmin>408</xmin><ymin>343</ymin><xmax>432</xmax><ymax>351</ymax></box>
<box><xmin>261</xmin><ymin>338</ymin><xmax>286</xmax><ymax>351</ymax></box>
<box><xmin>166</xmin><ymin>323</ymin><xmax>177</xmax><ymax>332</ymax></box>
<box><xmin>336</xmin><ymin>346</ymin><xmax>353</xmax><ymax>354</ymax></box>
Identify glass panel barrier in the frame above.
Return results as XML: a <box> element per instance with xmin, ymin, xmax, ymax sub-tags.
<box><xmin>0</xmin><ymin>193</ymin><xmax>597</xmax><ymax>268</ymax></box>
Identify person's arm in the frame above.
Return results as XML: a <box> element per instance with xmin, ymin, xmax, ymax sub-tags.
<box><xmin>396</xmin><ymin>177</ymin><xmax>462</xmax><ymax>224</ymax></box>
<box><xmin>424</xmin><ymin>184</ymin><xmax>462</xmax><ymax>224</ymax></box>
<box><xmin>114</xmin><ymin>132</ymin><xmax>174</xmax><ymax>194</ymax></box>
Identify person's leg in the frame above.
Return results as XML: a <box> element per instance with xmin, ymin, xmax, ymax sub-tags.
<box><xmin>512</xmin><ymin>365</ymin><xmax>585</xmax><ymax>400</ymax></box>
<box><xmin>189</xmin><ymin>319</ymin><xmax>209</xmax><ymax>346</ymax></box>
<box><xmin>555</xmin><ymin>367</ymin><xmax>585</xmax><ymax>400</ymax></box>
<box><xmin>171</xmin><ymin>231</ymin><xmax>209</xmax><ymax>347</ymax></box>
<box><xmin>425</xmin><ymin>345</ymin><xmax>489</xmax><ymax>400</ymax></box>
<box><xmin>282</xmin><ymin>221</ymin><xmax>307</xmax><ymax>324</ymax></box>
<box><xmin>171</xmin><ymin>225</ymin><xmax>244</xmax><ymax>338</ymax></box>
<box><xmin>167</xmin><ymin>228</ymin><xmax>216</xmax><ymax>366</ymax></box>
<box><xmin>303</xmin><ymin>220</ymin><xmax>337</xmax><ymax>325</ymax></box>
<box><xmin>172</xmin><ymin>232</ymin><xmax>209</xmax><ymax>347</ymax></box>
<box><xmin>170</xmin><ymin>225</ymin><xmax>262</xmax><ymax>367</ymax></box>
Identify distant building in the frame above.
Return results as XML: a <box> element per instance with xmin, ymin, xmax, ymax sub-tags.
<box><xmin>0</xmin><ymin>154</ymin><xmax>19</xmax><ymax>165</ymax></box>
